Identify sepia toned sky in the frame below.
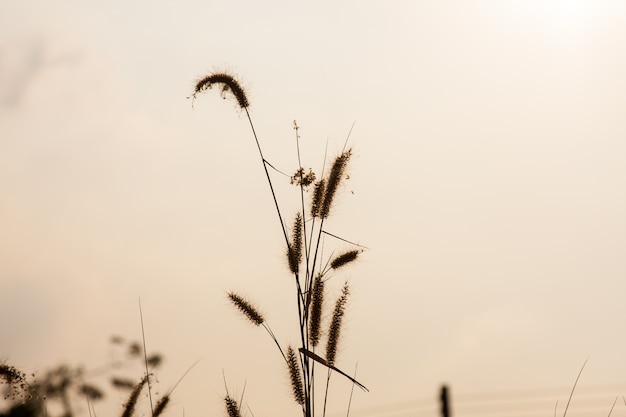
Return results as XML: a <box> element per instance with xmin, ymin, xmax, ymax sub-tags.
<box><xmin>2</xmin><ymin>1</ymin><xmax>626</xmax><ymax>416</ymax></box>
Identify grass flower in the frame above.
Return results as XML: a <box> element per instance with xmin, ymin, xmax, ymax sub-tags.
<box><xmin>227</xmin><ymin>292</ymin><xmax>265</xmax><ymax>326</ymax></box>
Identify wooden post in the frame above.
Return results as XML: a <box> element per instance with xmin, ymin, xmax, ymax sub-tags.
<box><xmin>440</xmin><ymin>385</ymin><xmax>451</xmax><ymax>417</ymax></box>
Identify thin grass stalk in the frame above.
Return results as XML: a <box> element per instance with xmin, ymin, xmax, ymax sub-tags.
<box><xmin>194</xmin><ymin>74</ymin><xmax>291</xmax><ymax>276</ymax></box>
<box><xmin>243</xmin><ymin>107</ymin><xmax>289</xmax><ymax>248</ymax></box>
<box><xmin>294</xmin><ymin>282</ymin><xmax>312</xmax><ymax>417</ymax></box>
<box><xmin>138</xmin><ymin>299</ymin><xmax>154</xmax><ymax>417</ymax></box>
<box><xmin>322</xmin><ymin>368</ymin><xmax>332</xmax><ymax>417</ymax></box>
<box><xmin>152</xmin><ymin>358</ymin><xmax>200</xmax><ymax>417</ymax></box>
<box><xmin>562</xmin><ymin>358</ymin><xmax>588</xmax><ymax>417</ymax></box>
<box><xmin>345</xmin><ymin>364</ymin><xmax>358</xmax><ymax>417</ymax></box>
<box><xmin>301</xmin><ymin>220</ymin><xmax>330</xmax><ymax>414</ymax></box>
<box><xmin>228</xmin><ymin>292</ymin><xmax>287</xmax><ymax>361</ymax></box>
<box><xmin>293</xmin><ymin>122</ymin><xmax>312</xmax><ymax>282</ymax></box>
<box><xmin>308</xmin><ymin>219</ymin><xmax>327</xmax><ymax>315</ymax></box>
<box><xmin>606</xmin><ymin>396</ymin><xmax>618</xmax><ymax>417</ymax></box>
<box><xmin>262</xmin><ymin>323</ymin><xmax>287</xmax><ymax>362</ymax></box>
<box><xmin>86</xmin><ymin>396</ymin><xmax>93</xmax><ymax>417</ymax></box>
<box><xmin>289</xmin><ymin>158</ymin><xmax>314</xmax><ymax>417</ymax></box>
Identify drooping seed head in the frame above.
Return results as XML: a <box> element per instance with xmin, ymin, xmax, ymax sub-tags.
<box><xmin>193</xmin><ymin>72</ymin><xmax>249</xmax><ymax>109</ymax></box>
<box><xmin>227</xmin><ymin>292</ymin><xmax>265</xmax><ymax>326</ymax></box>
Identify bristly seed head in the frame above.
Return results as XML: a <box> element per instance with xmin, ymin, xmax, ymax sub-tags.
<box><xmin>224</xmin><ymin>395</ymin><xmax>242</xmax><ymax>417</ymax></box>
<box><xmin>286</xmin><ymin>346</ymin><xmax>305</xmax><ymax>405</ymax></box>
<box><xmin>0</xmin><ymin>364</ymin><xmax>29</xmax><ymax>402</ymax></box>
<box><xmin>227</xmin><ymin>292</ymin><xmax>265</xmax><ymax>326</ymax></box>
<box><xmin>310</xmin><ymin>179</ymin><xmax>326</xmax><ymax>218</ymax></box>
<box><xmin>290</xmin><ymin>168</ymin><xmax>316</xmax><ymax>188</ymax></box>
<box><xmin>320</xmin><ymin>149</ymin><xmax>352</xmax><ymax>219</ymax></box>
<box><xmin>325</xmin><ymin>283</ymin><xmax>350</xmax><ymax>366</ymax></box>
<box><xmin>192</xmin><ymin>72</ymin><xmax>249</xmax><ymax>109</ymax></box>
<box><xmin>287</xmin><ymin>213</ymin><xmax>303</xmax><ymax>274</ymax></box>
<box><xmin>153</xmin><ymin>395</ymin><xmax>170</xmax><ymax>417</ymax></box>
<box><xmin>330</xmin><ymin>249</ymin><xmax>360</xmax><ymax>270</ymax></box>
<box><xmin>121</xmin><ymin>374</ymin><xmax>150</xmax><ymax>417</ymax></box>
<box><xmin>308</xmin><ymin>274</ymin><xmax>325</xmax><ymax>347</ymax></box>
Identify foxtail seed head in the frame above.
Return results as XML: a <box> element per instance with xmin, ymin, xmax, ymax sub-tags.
<box><xmin>286</xmin><ymin>346</ymin><xmax>305</xmax><ymax>405</ymax></box>
<box><xmin>227</xmin><ymin>292</ymin><xmax>265</xmax><ymax>326</ymax></box>
<box><xmin>287</xmin><ymin>213</ymin><xmax>303</xmax><ymax>274</ymax></box>
<box><xmin>153</xmin><ymin>395</ymin><xmax>170</xmax><ymax>417</ymax></box>
<box><xmin>320</xmin><ymin>150</ymin><xmax>351</xmax><ymax>219</ymax></box>
<box><xmin>193</xmin><ymin>72</ymin><xmax>249</xmax><ymax>109</ymax></box>
<box><xmin>326</xmin><ymin>283</ymin><xmax>350</xmax><ymax>366</ymax></box>
<box><xmin>224</xmin><ymin>395</ymin><xmax>242</xmax><ymax>417</ymax></box>
<box><xmin>330</xmin><ymin>250</ymin><xmax>360</xmax><ymax>270</ymax></box>
<box><xmin>0</xmin><ymin>364</ymin><xmax>29</xmax><ymax>402</ymax></box>
<box><xmin>308</xmin><ymin>274</ymin><xmax>325</xmax><ymax>347</ymax></box>
<box><xmin>310</xmin><ymin>179</ymin><xmax>326</xmax><ymax>218</ymax></box>
<box><xmin>121</xmin><ymin>374</ymin><xmax>150</xmax><ymax>417</ymax></box>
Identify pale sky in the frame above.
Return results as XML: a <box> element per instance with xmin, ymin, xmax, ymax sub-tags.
<box><xmin>1</xmin><ymin>1</ymin><xmax>626</xmax><ymax>417</ymax></box>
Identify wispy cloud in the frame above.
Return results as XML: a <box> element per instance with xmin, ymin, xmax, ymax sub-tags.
<box><xmin>0</xmin><ymin>35</ymin><xmax>82</xmax><ymax>109</ymax></box>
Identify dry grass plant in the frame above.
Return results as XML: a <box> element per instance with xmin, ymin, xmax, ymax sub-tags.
<box><xmin>192</xmin><ymin>71</ymin><xmax>367</xmax><ymax>417</ymax></box>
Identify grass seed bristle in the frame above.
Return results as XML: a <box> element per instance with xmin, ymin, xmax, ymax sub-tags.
<box><xmin>153</xmin><ymin>395</ymin><xmax>170</xmax><ymax>417</ymax></box>
<box><xmin>228</xmin><ymin>292</ymin><xmax>265</xmax><ymax>326</ymax></box>
<box><xmin>308</xmin><ymin>274</ymin><xmax>325</xmax><ymax>347</ymax></box>
<box><xmin>0</xmin><ymin>364</ymin><xmax>29</xmax><ymax>401</ymax></box>
<box><xmin>320</xmin><ymin>150</ymin><xmax>351</xmax><ymax>219</ymax></box>
<box><xmin>0</xmin><ymin>364</ymin><xmax>26</xmax><ymax>386</ymax></box>
<box><xmin>193</xmin><ymin>72</ymin><xmax>249</xmax><ymax>109</ymax></box>
<box><xmin>225</xmin><ymin>395</ymin><xmax>242</xmax><ymax>417</ymax></box>
<box><xmin>286</xmin><ymin>347</ymin><xmax>305</xmax><ymax>405</ymax></box>
<box><xmin>287</xmin><ymin>213</ymin><xmax>303</xmax><ymax>274</ymax></box>
<box><xmin>311</xmin><ymin>179</ymin><xmax>326</xmax><ymax>218</ymax></box>
<box><xmin>121</xmin><ymin>374</ymin><xmax>149</xmax><ymax>417</ymax></box>
<box><xmin>326</xmin><ymin>283</ymin><xmax>350</xmax><ymax>366</ymax></box>
<box><xmin>330</xmin><ymin>250</ymin><xmax>360</xmax><ymax>270</ymax></box>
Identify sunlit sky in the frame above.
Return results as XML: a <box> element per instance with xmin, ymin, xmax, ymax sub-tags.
<box><xmin>2</xmin><ymin>1</ymin><xmax>626</xmax><ymax>417</ymax></box>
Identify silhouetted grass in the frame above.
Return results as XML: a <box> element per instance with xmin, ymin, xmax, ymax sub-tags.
<box><xmin>193</xmin><ymin>71</ymin><xmax>367</xmax><ymax>417</ymax></box>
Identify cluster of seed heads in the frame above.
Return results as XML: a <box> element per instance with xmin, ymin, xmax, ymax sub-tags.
<box><xmin>0</xmin><ymin>364</ymin><xmax>31</xmax><ymax>402</ymax></box>
<box><xmin>193</xmin><ymin>70</ymin><xmax>367</xmax><ymax>417</ymax></box>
